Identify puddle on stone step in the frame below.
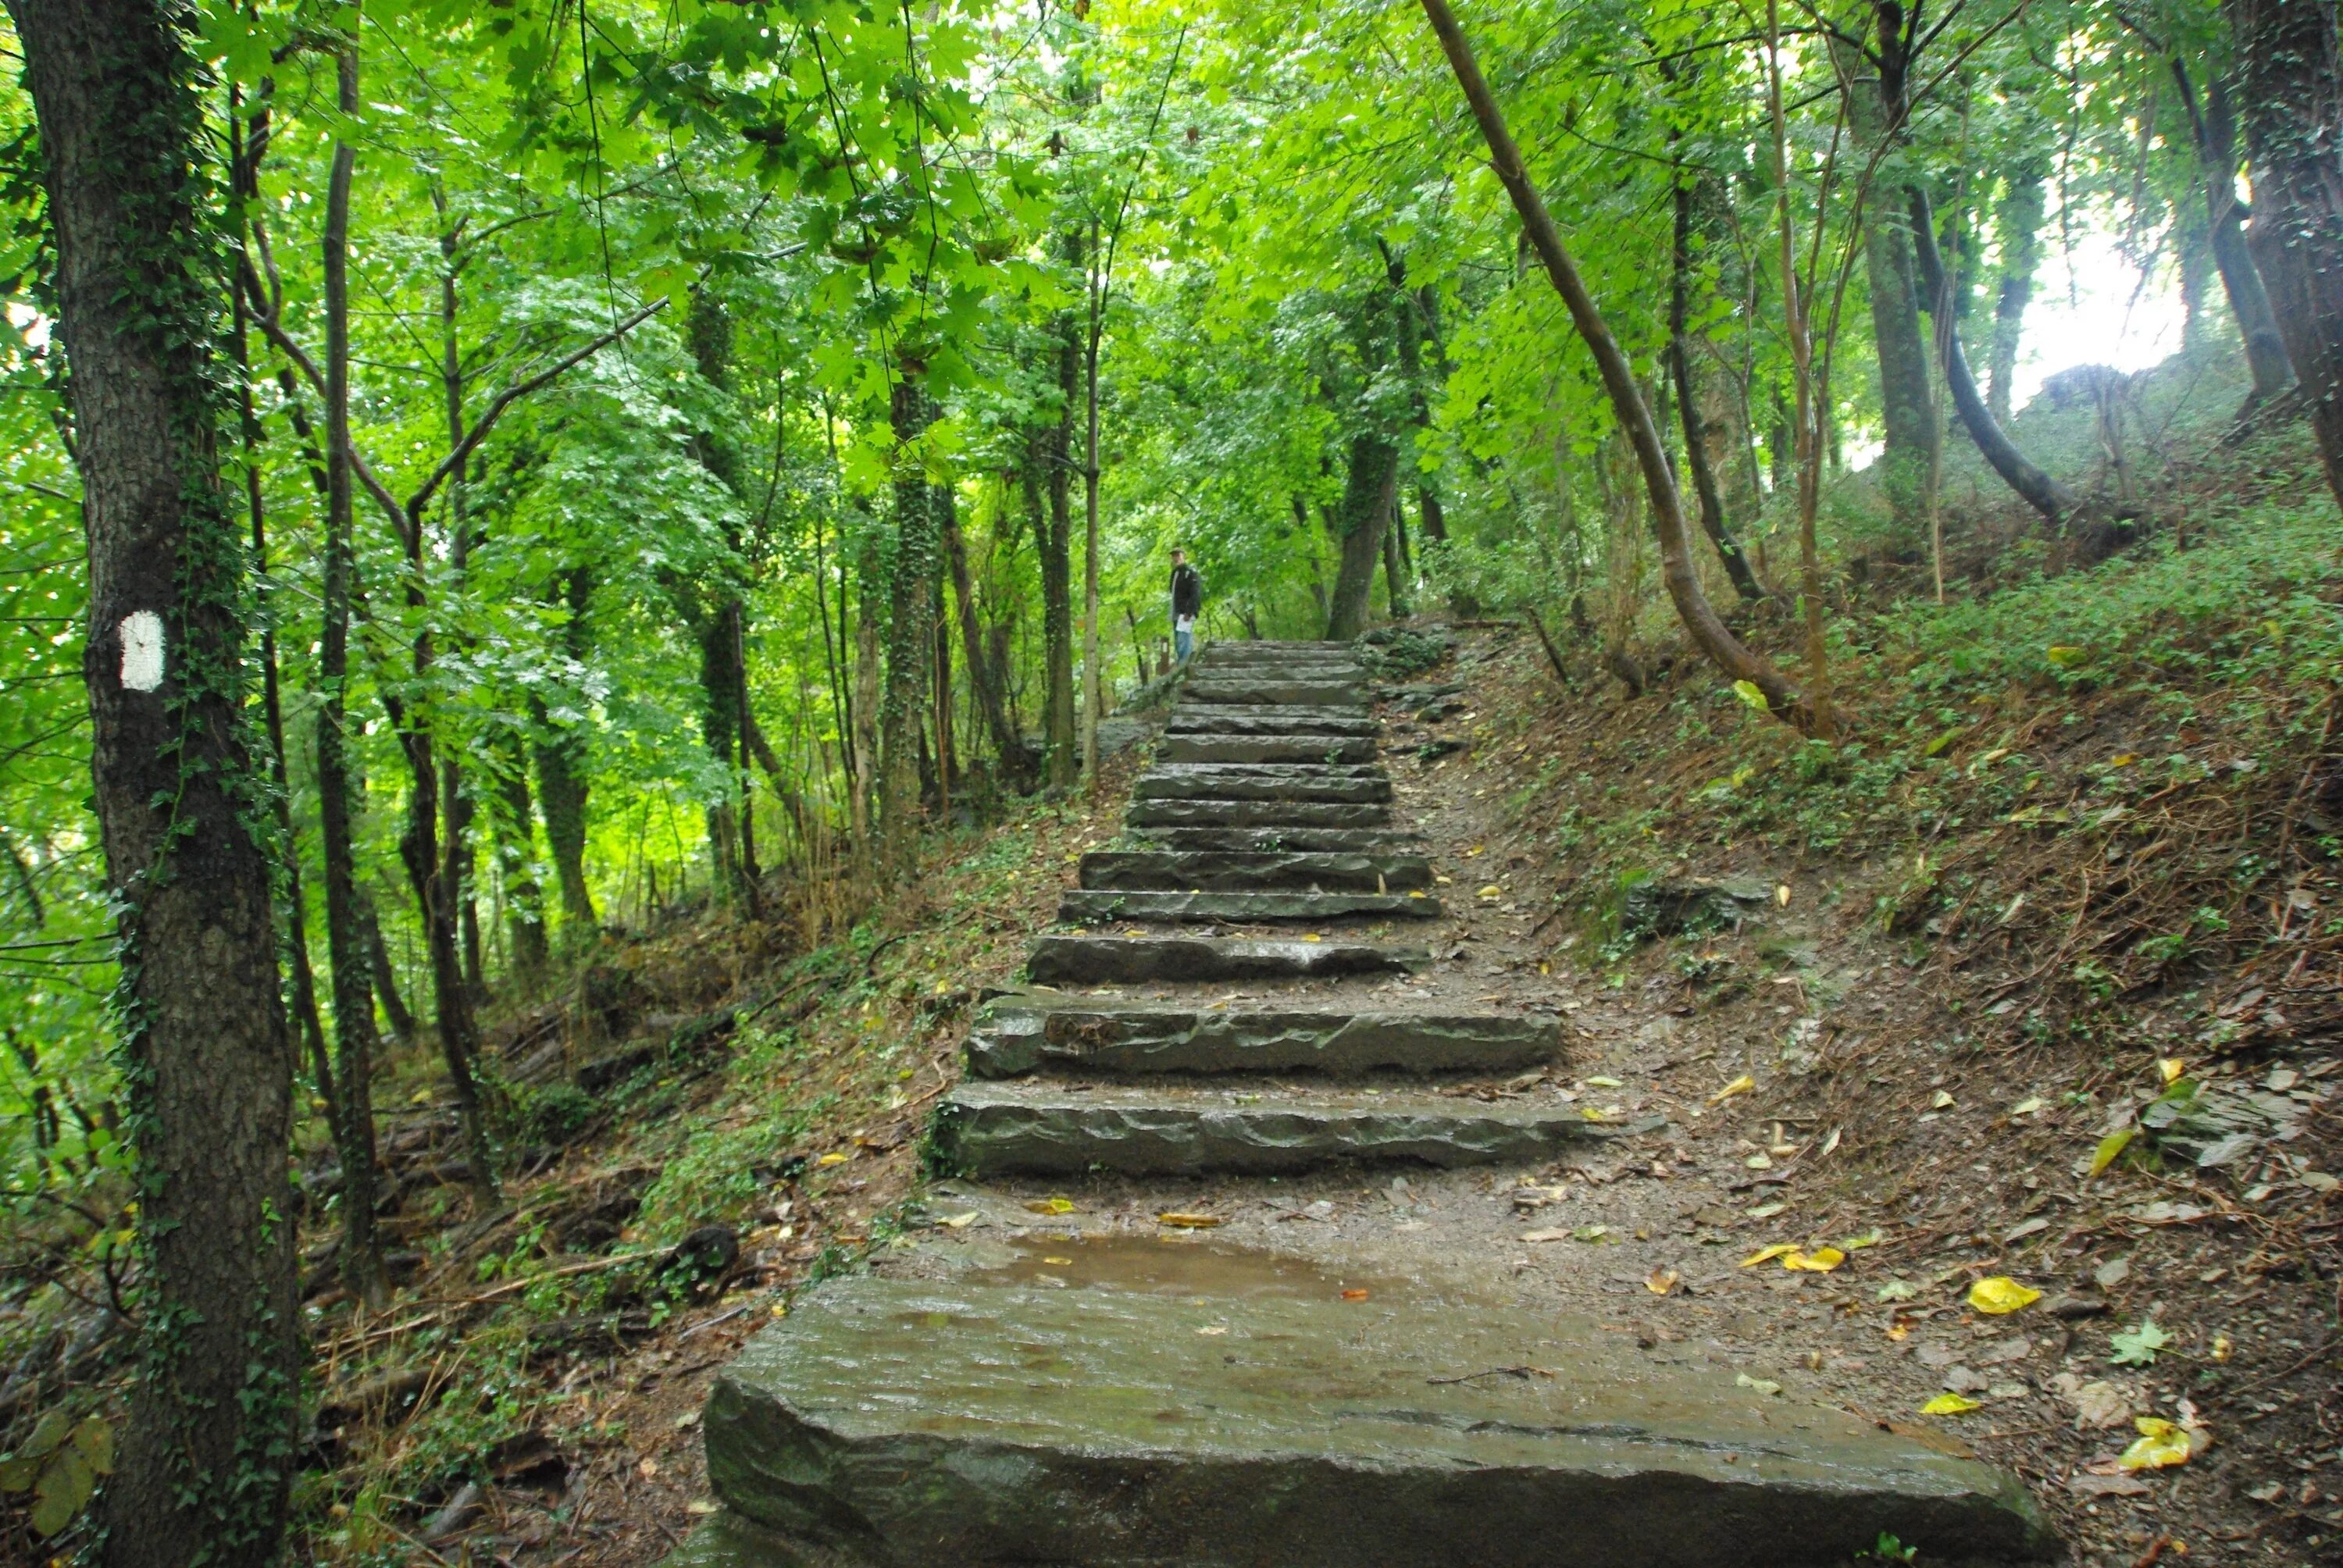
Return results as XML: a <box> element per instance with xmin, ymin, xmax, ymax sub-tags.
<box><xmin>976</xmin><ymin>1231</ymin><xmax>1406</xmax><ymax>1303</ymax></box>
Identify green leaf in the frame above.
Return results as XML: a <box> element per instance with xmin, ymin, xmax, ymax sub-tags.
<box><xmin>2109</xmin><ymin>1319</ymin><xmax>2170</xmax><ymax>1367</ymax></box>
<box><xmin>1731</xmin><ymin>679</ymin><xmax>1769</xmax><ymax>711</ymax></box>
<box><xmin>2087</xmin><ymin>1127</ymin><xmax>2135</xmax><ymax>1178</ymax></box>
<box><xmin>28</xmin><ymin>1444</ymin><xmax>94</xmax><ymax>1537</ymax></box>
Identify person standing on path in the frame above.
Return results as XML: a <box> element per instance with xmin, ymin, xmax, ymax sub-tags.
<box><xmin>1169</xmin><ymin>547</ymin><xmax>1202</xmax><ymax>665</ymax></box>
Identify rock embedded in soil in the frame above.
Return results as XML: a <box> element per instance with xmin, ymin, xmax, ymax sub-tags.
<box><xmin>932</xmin><ymin>1082</ymin><xmax>1657</xmax><ymax>1175</ymax></box>
<box><xmin>694</xmin><ymin>1263</ymin><xmax>2057</xmax><ymax>1568</ymax></box>
<box><xmin>965</xmin><ymin>996</ymin><xmax>1560</xmax><ymax>1078</ymax></box>
<box><xmin>1022</xmin><ymin>935</ymin><xmax>1429</xmax><ymax>985</ymax></box>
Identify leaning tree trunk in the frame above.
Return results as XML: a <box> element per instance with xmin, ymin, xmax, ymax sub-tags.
<box><xmin>943</xmin><ymin>486</ymin><xmax>1034</xmax><ymax>789</ymax></box>
<box><xmin>1419</xmin><ymin>0</ymin><xmax>1806</xmax><ymax>725</ymax></box>
<box><xmin>2229</xmin><ymin>0</ymin><xmax>2343</xmax><ymax>501</ymax></box>
<box><xmin>6</xmin><ymin>2</ymin><xmax>301</xmax><ymax>1563</ymax></box>
<box><xmin>1909</xmin><ymin>188</ymin><xmax>2081</xmax><ymax>524</ymax></box>
<box><xmin>2176</xmin><ymin>59</ymin><xmax>2298</xmax><ymax>401</ymax></box>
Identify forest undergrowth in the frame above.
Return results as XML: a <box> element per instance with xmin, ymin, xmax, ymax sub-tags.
<box><xmin>1448</xmin><ymin>429</ymin><xmax>2342</xmax><ymax>1560</ymax></box>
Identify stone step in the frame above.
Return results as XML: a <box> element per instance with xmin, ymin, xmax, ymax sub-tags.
<box><xmin>1125</xmin><ymin>799</ymin><xmax>1393</xmax><ymax>830</ymax></box>
<box><xmin>1196</xmin><ymin>638</ymin><xmax>1354</xmax><ymax>657</ymax></box>
<box><xmin>1058</xmin><ymin>889</ymin><xmax>1438</xmax><ymax>924</ymax></box>
<box><xmin>1160</xmin><ymin>733</ymin><xmax>1379</xmax><ymax>764</ymax></box>
<box><xmin>966</xmin><ymin>996</ymin><xmax>1559</xmax><ymax>1077</ymax></box>
<box><xmin>933</xmin><ymin>1082</ymin><xmax>1661</xmax><ymax>1175</ymax></box>
<box><xmin>692</xmin><ymin>1253</ymin><xmax>2052</xmax><ymax>1568</ymax></box>
<box><xmin>1191</xmin><ymin>662</ymin><xmax>1364</xmax><ymax>681</ymax></box>
<box><xmin>1024</xmin><ymin>934</ymin><xmax>1429</xmax><ymax>985</ymax></box>
<box><xmin>1179</xmin><ymin>679</ymin><xmax>1365</xmax><ymax>707</ymax></box>
<box><xmin>1164</xmin><ymin>708</ymin><xmax>1381</xmax><ymax>736</ymax></box>
<box><xmin>1133</xmin><ymin>765</ymin><xmax>1393</xmax><ymax>805</ymax></box>
<box><xmin>1125</xmin><ymin>825</ymin><xmax>1426</xmax><ymax>853</ymax></box>
<box><xmin>1078</xmin><ymin>850</ymin><xmax>1431</xmax><ymax>893</ymax></box>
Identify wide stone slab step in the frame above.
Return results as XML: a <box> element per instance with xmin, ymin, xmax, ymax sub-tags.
<box><xmin>694</xmin><ymin>1250</ymin><xmax>2054</xmax><ymax>1568</ymax></box>
<box><xmin>1125</xmin><ymin>799</ymin><xmax>1393</xmax><ymax>830</ymax></box>
<box><xmin>1160</xmin><ymin>733</ymin><xmax>1379</xmax><ymax>764</ymax></box>
<box><xmin>1059</xmin><ymin>889</ymin><xmax>1436</xmax><ymax>924</ymax></box>
<box><xmin>1126</xmin><ymin>825</ymin><xmax>1425</xmax><ymax>853</ymax></box>
<box><xmin>1164</xmin><ymin>708</ymin><xmax>1381</xmax><ymax>736</ymax></box>
<box><xmin>966</xmin><ymin>996</ymin><xmax>1559</xmax><ymax>1078</ymax></box>
<box><xmin>936</xmin><ymin>1082</ymin><xmax>1660</xmax><ymax>1175</ymax></box>
<box><xmin>1133</xmin><ymin>765</ymin><xmax>1393</xmax><ymax>805</ymax></box>
<box><xmin>1025</xmin><ymin>935</ymin><xmax>1429</xmax><ymax>985</ymax></box>
<box><xmin>1179</xmin><ymin>679</ymin><xmax>1365</xmax><ymax>707</ymax></box>
<box><xmin>1079</xmin><ymin>850</ymin><xmax>1431</xmax><ymax>893</ymax></box>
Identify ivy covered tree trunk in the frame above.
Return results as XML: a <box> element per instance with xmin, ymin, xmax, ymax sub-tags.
<box><xmin>685</xmin><ymin>287</ymin><xmax>756</xmax><ymax>906</ymax></box>
<box><xmin>943</xmin><ymin>483</ymin><xmax>1032</xmax><ymax>789</ymax></box>
<box><xmin>879</xmin><ymin>378</ymin><xmax>940</xmax><ymax>873</ymax></box>
<box><xmin>5</xmin><ymin>1</ymin><xmax>301</xmax><ymax>1561</ymax></box>
<box><xmin>1325</xmin><ymin>428</ymin><xmax>1399</xmax><ymax>640</ymax></box>
<box><xmin>2231</xmin><ymin>0</ymin><xmax>2343</xmax><ymax>501</ymax></box>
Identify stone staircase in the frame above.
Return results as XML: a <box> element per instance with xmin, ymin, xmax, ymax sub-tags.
<box><xmin>675</xmin><ymin>641</ymin><xmax>2053</xmax><ymax>1567</ymax></box>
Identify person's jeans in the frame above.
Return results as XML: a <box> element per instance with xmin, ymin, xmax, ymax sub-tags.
<box><xmin>1174</xmin><ymin>622</ymin><xmax>1194</xmax><ymax>663</ymax></box>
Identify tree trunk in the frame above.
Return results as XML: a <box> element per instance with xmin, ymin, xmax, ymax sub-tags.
<box><xmin>944</xmin><ymin>483</ymin><xmax>1032</xmax><ymax>788</ymax></box>
<box><xmin>879</xmin><ymin>379</ymin><xmax>940</xmax><ymax>873</ymax></box>
<box><xmin>1841</xmin><ymin>37</ymin><xmax>1940</xmax><ymax>532</ymax></box>
<box><xmin>1380</xmin><ymin>493</ymin><xmax>1412</xmax><ymax>616</ymax></box>
<box><xmin>1419</xmin><ymin>0</ymin><xmax>1806</xmax><ymax>723</ymax></box>
<box><xmin>366</xmin><ymin>896</ymin><xmax>416</xmax><ymax>1045</ymax></box>
<box><xmin>533</xmin><ymin>567</ymin><xmax>597</xmax><ymax>943</ymax></box>
<box><xmin>2228</xmin><ymin>0</ymin><xmax>2343</xmax><ymax>497</ymax></box>
<box><xmin>2176</xmin><ymin>59</ymin><xmax>2298</xmax><ymax>400</ymax></box>
<box><xmin>684</xmin><ymin>287</ymin><xmax>754</xmax><ymax>903</ymax></box>
<box><xmin>317</xmin><ymin>37</ymin><xmax>386</xmax><ymax>1303</ymax></box>
<box><xmin>1040</xmin><ymin>308</ymin><xmax>1079</xmax><ymax>789</ymax></box>
<box><xmin>1324</xmin><ymin>427</ymin><xmax>1399</xmax><ymax>640</ymax></box>
<box><xmin>490</xmin><ymin>729</ymin><xmax>551</xmax><ymax>985</ymax></box>
<box><xmin>8</xmin><ymin>1</ymin><xmax>301</xmax><ymax>1559</ymax></box>
<box><xmin>1910</xmin><ymin>187</ymin><xmax>2081</xmax><ymax>522</ymax></box>
<box><xmin>1985</xmin><ymin>161</ymin><xmax>2048</xmax><ymax>423</ymax></box>
<box><xmin>1080</xmin><ymin>223</ymin><xmax>1106</xmax><ymax>783</ymax></box>
<box><xmin>1668</xmin><ymin>175</ymin><xmax>1765</xmax><ymax>600</ymax></box>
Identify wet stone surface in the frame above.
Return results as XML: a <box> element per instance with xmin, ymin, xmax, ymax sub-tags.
<box><xmin>692</xmin><ymin>1235</ymin><xmax>2052</xmax><ymax>1568</ymax></box>
<box><xmin>681</xmin><ymin>639</ymin><xmax>2054</xmax><ymax>1567</ymax></box>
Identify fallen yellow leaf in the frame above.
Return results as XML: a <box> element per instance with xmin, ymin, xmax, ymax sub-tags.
<box><xmin>1740</xmin><ymin>1243</ymin><xmax>1799</xmax><ymax>1267</ymax></box>
<box><xmin>1042</xmin><ymin>1256</ymin><xmax>1073</xmax><ymax>1266</ymax></box>
<box><xmin>818</xmin><ymin>1152</ymin><xmax>851</xmax><ymax>1167</ymax></box>
<box><xmin>1785</xmin><ymin>1246</ymin><xmax>1846</xmax><ymax>1272</ymax></box>
<box><xmin>1303</xmin><ymin>932</ymin><xmax>1325</xmax><ymax>941</ymax></box>
<box><xmin>1967</xmin><ymin>1276</ymin><xmax>2042</xmax><ymax>1315</ymax></box>
<box><xmin>1157</xmin><ymin>1213</ymin><xmax>1224</xmax><ymax>1228</ymax></box>
<box><xmin>2157</xmin><ymin>1057</ymin><xmax>2186</xmax><ymax>1085</ymax></box>
<box><xmin>1025</xmin><ymin>1196</ymin><xmax>1076</xmax><ymax>1215</ymax></box>
<box><xmin>1477</xmin><ymin>884</ymin><xmax>1503</xmax><ymax>899</ymax></box>
<box><xmin>1710</xmin><ymin>1074</ymin><xmax>1756</xmax><ymax>1105</ymax></box>
<box><xmin>2117</xmin><ymin>1417</ymin><xmax>2194</xmax><ymax>1470</ymax></box>
<box><xmin>2088</xmin><ymin>1126</ymin><xmax>2137</xmax><ymax>1178</ymax></box>
<box><xmin>1646</xmin><ymin>1267</ymin><xmax>1680</xmax><ymax>1295</ymax></box>
<box><xmin>1921</xmin><ymin>1392</ymin><xmax>1982</xmax><ymax>1416</ymax></box>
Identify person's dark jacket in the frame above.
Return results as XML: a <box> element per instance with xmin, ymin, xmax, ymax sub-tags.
<box><xmin>1170</xmin><ymin>562</ymin><xmax>1202</xmax><ymax>620</ymax></box>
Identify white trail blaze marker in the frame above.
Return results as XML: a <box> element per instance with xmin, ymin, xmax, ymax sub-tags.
<box><xmin>119</xmin><ymin>611</ymin><xmax>165</xmax><ymax>693</ymax></box>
